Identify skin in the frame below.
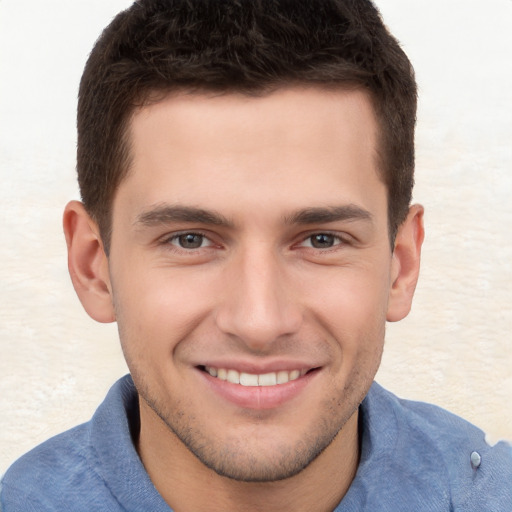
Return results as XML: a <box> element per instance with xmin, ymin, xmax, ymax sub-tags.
<box><xmin>64</xmin><ymin>87</ymin><xmax>424</xmax><ymax>511</ymax></box>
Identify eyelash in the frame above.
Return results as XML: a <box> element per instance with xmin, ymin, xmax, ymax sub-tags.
<box><xmin>297</xmin><ymin>232</ymin><xmax>348</xmax><ymax>250</ymax></box>
<box><xmin>161</xmin><ymin>231</ymin><xmax>215</xmax><ymax>251</ymax></box>
<box><xmin>159</xmin><ymin>230</ymin><xmax>349</xmax><ymax>253</ymax></box>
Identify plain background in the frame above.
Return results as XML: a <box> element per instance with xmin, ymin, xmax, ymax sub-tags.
<box><xmin>1</xmin><ymin>0</ymin><xmax>511</xmax><ymax>474</ymax></box>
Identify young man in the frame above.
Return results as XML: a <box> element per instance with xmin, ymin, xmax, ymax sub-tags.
<box><xmin>1</xmin><ymin>0</ymin><xmax>511</xmax><ymax>510</ymax></box>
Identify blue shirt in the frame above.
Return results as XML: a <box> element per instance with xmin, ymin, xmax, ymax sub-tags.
<box><xmin>2</xmin><ymin>375</ymin><xmax>511</xmax><ymax>511</ymax></box>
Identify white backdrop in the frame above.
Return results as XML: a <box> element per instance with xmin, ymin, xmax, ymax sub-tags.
<box><xmin>1</xmin><ymin>0</ymin><xmax>511</xmax><ymax>474</ymax></box>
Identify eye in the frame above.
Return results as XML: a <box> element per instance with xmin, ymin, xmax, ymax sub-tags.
<box><xmin>169</xmin><ymin>232</ymin><xmax>212</xmax><ymax>249</ymax></box>
<box><xmin>300</xmin><ymin>233</ymin><xmax>343</xmax><ymax>249</ymax></box>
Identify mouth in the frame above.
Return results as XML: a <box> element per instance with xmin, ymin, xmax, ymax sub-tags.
<box><xmin>196</xmin><ymin>364</ymin><xmax>321</xmax><ymax>409</ymax></box>
<box><xmin>198</xmin><ymin>366</ymin><xmax>316</xmax><ymax>387</ymax></box>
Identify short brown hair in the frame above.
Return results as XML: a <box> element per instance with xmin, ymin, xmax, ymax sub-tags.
<box><xmin>77</xmin><ymin>0</ymin><xmax>417</xmax><ymax>251</ymax></box>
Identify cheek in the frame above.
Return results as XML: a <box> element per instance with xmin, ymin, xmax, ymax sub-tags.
<box><xmin>307</xmin><ymin>264</ymin><xmax>390</xmax><ymax>325</ymax></box>
<box><xmin>111</xmin><ymin>267</ymin><xmax>216</xmax><ymax>359</ymax></box>
<box><xmin>303</xmin><ymin>266</ymin><xmax>390</xmax><ymax>362</ymax></box>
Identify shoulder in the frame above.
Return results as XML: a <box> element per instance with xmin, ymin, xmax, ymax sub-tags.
<box><xmin>0</xmin><ymin>376</ymin><xmax>139</xmax><ymax>512</ymax></box>
<box><xmin>1</xmin><ymin>422</ymin><xmax>107</xmax><ymax>511</ymax></box>
<box><xmin>366</xmin><ymin>383</ymin><xmax>512</xmax><ymax>510</ymax></box>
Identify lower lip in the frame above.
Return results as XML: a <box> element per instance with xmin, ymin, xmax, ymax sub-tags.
<box><xmin>197</xmin><ymin>369</ymin><xmax>318</xmax><ymax>410</ymax></box>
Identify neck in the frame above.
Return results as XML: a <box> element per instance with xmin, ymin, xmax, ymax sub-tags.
<box><xmin>137</xmin><ymin>404</ymin><xmax>360</xmax><ymax>512</ymax></box>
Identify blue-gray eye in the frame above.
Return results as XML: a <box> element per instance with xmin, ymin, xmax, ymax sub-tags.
<box><xmin>309</xmin><ymin>233</ymin><xmax>336</xmax><ymax>248</ymax></box>
<box><xmin>176</xmin><ymin>233</ymin><xmax>205</xmax><ymax>249</ymax></box>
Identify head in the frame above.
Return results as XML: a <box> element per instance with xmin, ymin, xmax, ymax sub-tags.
<box><xmin>77</xmin><ymin>0</ymin><xmax>417</xmax><ymax>252</ymax></box>
<box><xmin>65</xmin><ymin>0</ymin><xmax>424</xmax><ymax>490</ymax></box>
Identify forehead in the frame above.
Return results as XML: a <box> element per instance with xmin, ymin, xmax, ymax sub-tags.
<box><xmin>117</xmin><ymin>87</ymin><xmax>385</xmax><ymax>223</ymax></box>
<box><xmin>131</xmin><ymin>87</ymin><xmax>378</xmax><ymax>157</ymax></box>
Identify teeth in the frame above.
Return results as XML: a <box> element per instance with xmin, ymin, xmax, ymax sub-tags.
<box><xmin>227</xmin><ymin>369</ymin><xmax>240</xmax><ymax>384</ymax></box>
<box><xmin>204</xmin><ymin>366</ymin><xmax>307</xmax><ymax>387</ymax></box>
<box><xmin>240</xmin><ymin>372</ymin><xmax>258</xmax><ymax>386</ymax></box>
<box><xmin>290</xmin><ymin>370</ymin><xmax>300</xmax><ymax>381</ymax></box>
<box><xmin>258</xmin><ymin>372</ymin><xmax>277</xmax><ymax>386</ymax></box>
<box><xmin>276</xmin><ymin>370</ymin><xmax>290</xmax><ymax>384</ymax></box>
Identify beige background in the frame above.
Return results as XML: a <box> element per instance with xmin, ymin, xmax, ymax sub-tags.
<box><xmin>1</xmin><ymin>0</ymin><xmax>511</xmax><ymax>474</ymax></box>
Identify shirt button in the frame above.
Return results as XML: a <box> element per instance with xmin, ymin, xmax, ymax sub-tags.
<box><xmin>470</xmin><ymin>451</ymin><xmax>482</xmax><ymax>469</ymax></box>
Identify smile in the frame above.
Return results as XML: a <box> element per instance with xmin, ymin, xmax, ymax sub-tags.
<box><xmin>203</xmin><ymin>366</ymin><xmax>309</xmax><ymax>386</ymax></box>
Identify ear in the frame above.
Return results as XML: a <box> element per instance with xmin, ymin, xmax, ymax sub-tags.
<box><xmin>63</xmin><ymin>201</ymin><xmax>115</xmax><ymax>323</ymax></box>
<box><xmin>386</xmin><ymin>204</ymin><xmax>425</xmax><ymax>322</ymax></box>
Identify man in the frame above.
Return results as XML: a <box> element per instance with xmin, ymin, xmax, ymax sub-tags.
<box><xmin>1</xmin><ymin>0</ymin><xmax>511</xmax><ymax>510</ymax></box>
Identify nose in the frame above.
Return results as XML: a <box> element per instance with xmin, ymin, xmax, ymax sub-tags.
<box><xmin>215</xmin><ymin>246</ymin><xmax>303</xmax><ymax>352</ymax></box>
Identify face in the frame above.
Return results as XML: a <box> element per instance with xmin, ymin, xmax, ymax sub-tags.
<box><xmin>107</xmin><ymin>88</ymin><xmax>399</xmax><ymax>481</ymax></box>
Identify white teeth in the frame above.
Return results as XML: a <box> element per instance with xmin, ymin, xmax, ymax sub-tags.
<box><xmin>240</xmin><ymin>372</ymin><xmax>259</xmax><ymax>386</ymax></box>
<box><xmin>258</xmin><ymin>372</ymin><xmax>277</xmax><ymax>386</ymax></box>
<box><xmin>204</xmin><ymin>366</ymin><xmax>308</xmax><ymax>387</ymax></box>
<box><xmin>289</xmin><ymin>370</ymin><xmax>300</xmax><ymax>381</ymax></box>
<box><xmin>276</xmin><ymin>370</ymin><xmax>290</xmax><ymax>384</ymax></box>
<box><xmin>226</xmin><ymin>369</ymin><xmax>240</xmax><ymax>384</ymax></box>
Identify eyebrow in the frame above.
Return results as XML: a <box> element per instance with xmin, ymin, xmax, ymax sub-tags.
<box><xmin>285</xmin><ymin>205</ymin><xmax>373</xmax><ymax>225</ymax></box>
<box><xmin>135</xmin><ymin>205</ymin><xmax>234</xmax><ymax>228</ymax></box>
<box><xmin>135</xmin><ymin>203</ymin><xmax>372</xmax><ymax>229</ymax></box>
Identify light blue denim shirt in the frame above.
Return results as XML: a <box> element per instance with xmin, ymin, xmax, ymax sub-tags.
<box><xmin>2</xmin><ymin>375</ymin><xmax>511</xmax><ymax>511</ymax></box>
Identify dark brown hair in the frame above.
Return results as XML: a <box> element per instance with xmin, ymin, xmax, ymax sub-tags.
<box><xmin>77</xmin><ymin>0</ymin><xmax>417</xmax><ymax>251</ymax></box>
